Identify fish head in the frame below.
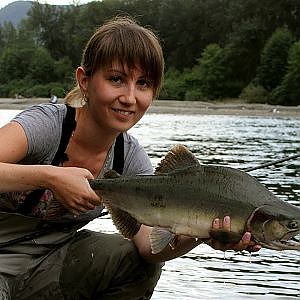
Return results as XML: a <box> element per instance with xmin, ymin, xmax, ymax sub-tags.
<box><xmin>247</xmin><ymin>204</ymin><xmax>300</xmax><ymax>251</ymax></box>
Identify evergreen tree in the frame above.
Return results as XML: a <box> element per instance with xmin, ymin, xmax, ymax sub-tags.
<box><xmin>256</xmin><ymin>27</ymin><xmax>294</xmax><ymax>91</ymax></box>
<box><xmin>271</xmin><ymin>40</ymin><xmax>300</xmax><ymax>105</ymax></box>
<box><xmin>183</xmin><ymin>44</ymin><xmax>229</xmax><ymax>100</ymax></box>
<box><xmin>29</xmin><ymin>47</ymin><xmax>55</xmax><ymax>84</ymax></box>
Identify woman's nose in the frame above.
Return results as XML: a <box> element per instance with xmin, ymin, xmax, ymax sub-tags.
<box><xmin>119</xmin><ymin>83</ymin><xmax>136</xmax><ymax>104</ymax></box>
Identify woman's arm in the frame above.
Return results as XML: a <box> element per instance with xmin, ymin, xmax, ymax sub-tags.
<box><xmin>133</xmin><ymin>216</ymin><xmax>261</xmax><ymax>263</ymax></box>
<box><xmin>0</xmin><ymin>121</ymin><xmax>45</xmax><ymax>191</ymax></box>
<box><xmin>0</xmin><ymin>122</ymin><xmax>100</xmax><ymax>214</ymax></box>
<box><xmin>133</xmin><ymin>225</ymin><xmax>202</xmax><ymax>263</ymax></box>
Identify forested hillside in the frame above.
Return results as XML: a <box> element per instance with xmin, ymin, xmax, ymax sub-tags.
<box><xmin>0</xmin><ymin>1</ymin><xmax>32</xmax><ymax>26</ymax></box>
<box><xmin>0</xmin><ymin>0</ymin><xmax>299</xmax><ymax>105</ymax></box>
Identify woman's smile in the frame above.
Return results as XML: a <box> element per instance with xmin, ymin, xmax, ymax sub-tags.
<box><xmin>112</xmin><ymin>108</ymin><xmax>134</xmax><ymax>117</ymax></box>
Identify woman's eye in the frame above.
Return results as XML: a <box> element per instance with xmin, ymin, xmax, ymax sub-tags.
<box><xmin>109</xmin><ymin>76</ymin><xmax>122</xmax><ymax>84</ymax></box>
<box><xmin>137</xmin><ymin>79</ymin><xmax>150</xmax><ymax>88</ymax></box>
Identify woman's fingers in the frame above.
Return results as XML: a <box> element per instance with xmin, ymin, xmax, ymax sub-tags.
<box><xmin>51</xmin><ymin>167</ymin><xmax>103</xmax><ymax>215</ymax></box>
<box><xmin>209</xmin><ymin>216</ymin><xmax>261</xmax><ymax>252</ymax></box>
<box><xmin>212</xmin><ymin>218</ymin><xmax>220</xmax><ymax>229</ymax></box>
<box><xmin>212</xmin><ymin>216</ymin><xmax>231</xmax><ymax>231</ymax></box>
<box><xmin>223</xmin><ymin>216</ymin><xmax>231</xmax><ymax>231</ymax></box>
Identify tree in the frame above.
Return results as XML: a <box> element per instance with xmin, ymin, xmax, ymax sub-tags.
<box><xmin>0</xmin><ymin>22</ymin><xmax>17</xmax><ymax>52</ymax></box>
<box><xmin>0</xmin><ymin>47</ymin><xmax>34</xmax><ymax>83</ymax></box>
<box><xmin>26</xmin><ymin>3</ymin><xmax>67</xmax><ymax>59</ymax></box>
<box><xmin>271</xmin><ymin>40</ymin><xmax>300</xmax><ymax>105</ymax></box>
<box><xmin>256</xmin><ymin>27</ymin><xmax>294</xmax><ymax>91</ymax></box>
<box><xmin>29</xmin><ymin>47</ymin><xmax>55</xmax><ymax>83</ymax></box>
<box><xmin>198</xmin><ymin>44</ymin><xmax>230</xmax><ymax>99</ymax></box>
<box><xmin>54</xmin><ymin>56</ymin><xmax>73</xmax><ymax>82</ymax></box>
<box><xmin>183</xmin><ymin>44</ymin><xmax>230</xmax><ymax>100</ymax></box>
<box><xmin>160</xmin><ymin>67</ymin><xmax>187</xmax><ymax>100</ymax></box>
<box><xmin>224</xmin><ymin>17</ymin><xmax>267</xmax><ymax>91</ymax></box>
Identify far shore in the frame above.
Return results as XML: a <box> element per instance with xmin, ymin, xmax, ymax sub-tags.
<box><xmin>0</xmin><ymin>97</ymin><xmax>299</xmax><ymax>118</ymax></box>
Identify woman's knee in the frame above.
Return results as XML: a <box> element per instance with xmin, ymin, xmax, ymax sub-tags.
<box><xmin>60</xmin><ymin>231</ymin><xmax>162</xmax><ymax>299</ymax></box>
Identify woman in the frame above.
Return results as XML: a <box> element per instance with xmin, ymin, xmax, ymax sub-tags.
<box><xmin>0</xmin><ymin>16</ymin><xmax>259</xmax><ymax>299</ymax></box>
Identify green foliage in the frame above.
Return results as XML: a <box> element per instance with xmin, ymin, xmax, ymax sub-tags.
<box><xmin>256</xmin><ymin>27</ymin><xmax>294</xmax><ymax>91</ymax></box>
<box><xmin>23</xmin><ymin>82</ymin><xmax>70</xmax><ymax>98</ymax></box>
<box><xmin>225</xmin><ymin>18</ymin><xmax>267</xmax><ymax>88</ymax></box>
<box><xmin>271</xmin><ymin>40</ymin><xmax>300</xmax><ymax>106</ymax></box>
<box><xmin>160</xmin><ymin>68</ymin><xmax>187</xmax><ymax>100</ymax></box>
<box><xmin>0</xmin><ymin>80</ymin><xmax>71</xmax><ymax>98</ymax></box>
<box><xmin>184</xmin><ymin>89</ymin><xmax>205</xmax><ymax>101</ymax></box>
<box><xmin>239</xmin><ymin>84</ymin><xmax>269</xmax><ymax>103</ymax></box>
<box><xmin>195</xmin><ymin>44</ymin><xmax>227</xmax><ymax>99</ymax></box>
<box><xmin>26</xmin><ymin>3</ymin><xmax>67</xmax><ymax>59</ymax></box>
<box><xmin>29</xmin><ymin>47</ymin><xmax>55</xmax><ymax>83</ymax></box>
<box><xmin>0</xmin><ymin>0</ymin><xmax>300</xmax><ymax>104</ymax></box>
<box><xmin>0</xmin><ymin>79</ymin><xmax>34</xmax><ymax>97</ymax></box>
<box><xmin>0</xmin><ymin>47</ymin><xmax>34</xmax><ymax>83</ymax></box>
<box><xmin>48</xmin><ymin>82</ymin><xmax>70</xmax><ymax>98</ymax></box>
<box><xmin>0</xmin><ymin>22</ymin><xmax>17</xmax><ymax>49</ymax></box>
<box><xmin>182</xmin><ymin>44</ymin><xmax>235</xmax><ymax>100</ymax></box>
<box><xmin>54</xmin><ymin>56</ymin><xmax>73</xmax><ymax>82</ymax></box>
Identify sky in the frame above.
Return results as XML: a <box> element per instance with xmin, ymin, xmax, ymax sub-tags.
<box><xmin>0</xmin><ymin>0</ymin><xmax>96</xmax><ymax>10</ymax></box>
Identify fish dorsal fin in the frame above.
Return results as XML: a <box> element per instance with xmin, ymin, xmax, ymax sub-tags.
<box><xmin>105</xmin><ymin>203</ymin><xmax>141</xmax><ymax>239</ymax></box>
<box><xmin>149</xmin><ymin>227</ymin><xmax>176</xmax><ymax>254</ymax></box>
<box><xmin>155</xmin><ymin>144</ymin><xmax>199</xmax><ymax>175</ymax></box>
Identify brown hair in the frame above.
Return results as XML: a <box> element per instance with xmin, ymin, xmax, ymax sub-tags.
<box><xmin>65</xmin><ymin>16</ymin><xmax>164</xmax><ymax>106</ymax></box>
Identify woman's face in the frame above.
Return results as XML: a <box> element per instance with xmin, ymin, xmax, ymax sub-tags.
<box><xmin>77</xmin><ymin>62</ymin><xmax>154</xmax><ymax>134</ymax></box>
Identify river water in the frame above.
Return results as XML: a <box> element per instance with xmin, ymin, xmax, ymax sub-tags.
<box><xmin>0</xmin><ymin>109</ymin><xmax>299</xmax><ymax>299</ymax></box>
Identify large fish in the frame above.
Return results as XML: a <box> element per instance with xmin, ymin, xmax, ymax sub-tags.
<box><xmin>89</xmin><ymin>145</ymin><xmax>300</xmax><ymax>254</ymax></box>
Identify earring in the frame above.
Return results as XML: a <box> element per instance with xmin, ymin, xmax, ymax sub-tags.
<box><xmin>81</xmin><ymin>94</ymin><xmax>89</xmax><ymax>106</ymax></box>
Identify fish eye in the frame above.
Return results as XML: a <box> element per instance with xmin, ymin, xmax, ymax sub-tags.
<box><xmin>287</xmin><ymin>221</ymin><xmax>298</xmax><ymax>229</ymax></box>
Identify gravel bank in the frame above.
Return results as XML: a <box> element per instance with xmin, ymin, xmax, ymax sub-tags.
<box><xmin>0</xmin><ymin>98</ymin><xmax>299</xmax><ymax>117</ymax></box>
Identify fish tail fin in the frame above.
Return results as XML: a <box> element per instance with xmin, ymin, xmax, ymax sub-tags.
<box><xmin>106</xmin><ymin>203</ymin><xmax>141</xmax><ymax>239</ymax></box>
<box><xmin>149</xmin><ymin>227</ymin><xmax>176</xmax><ymax>254</ymax></box>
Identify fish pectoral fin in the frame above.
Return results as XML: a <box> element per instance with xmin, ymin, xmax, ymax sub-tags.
<box><xmin>155</xmin><ymin>144</ymin><xmax>199</xmax><ymax>175</ymax></box>
<box><xmin>106</xmin><ymin>204</ymin><xmax>141</xmax><ymax>239</ymax></box>
<box><xmin>149</xmin><ymin>227</ymin><xmax>176</xmax><ymax>254</ymax></box>
<box><xmin>209</xmin><ymin>229</ymin><xmax>242</xmax><ymax>244</ymax></box>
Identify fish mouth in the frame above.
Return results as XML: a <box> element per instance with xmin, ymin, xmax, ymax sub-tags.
<box><xmin>260</xmin><ymin>231</ymin><xmax>300</xmax><ymax>251</ymax></box>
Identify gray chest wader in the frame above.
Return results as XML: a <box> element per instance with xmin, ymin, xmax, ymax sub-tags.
<box><xmin>0</xmin><ymin>104</ymin><xmax>124</xmax><ymax>249</ymax></box>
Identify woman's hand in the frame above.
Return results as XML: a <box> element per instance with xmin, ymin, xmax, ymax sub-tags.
<box><xmin>206</xmin><ymin>216</ymin><xmax>261</xmax><ymax>252</ymax></box>
<box><xmin>47</xmin><ymin>166</ymin><xmax>101</xmax><ymax>216</ymax></box>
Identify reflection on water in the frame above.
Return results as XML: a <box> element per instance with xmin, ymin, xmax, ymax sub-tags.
<box><xmin>1</xmin><ymin>110</ymin><xmax>299</xmax><ymax>299</ymax></box>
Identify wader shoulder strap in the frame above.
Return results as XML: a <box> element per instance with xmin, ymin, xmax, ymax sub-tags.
<box><xmin>51</xmin><ymin>105</ymin><xmax>76</xmax><ymax>166</ymax></box>
<box><xmin>113</xmin><ymin>133</ymin><xmax>124</xmax><ymax>174</ymax></box>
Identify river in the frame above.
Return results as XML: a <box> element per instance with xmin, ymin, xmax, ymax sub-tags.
<box><xmin>0</xmin><ymin>109</ymin><xmax>299</xmax><ymax>299</ymax></box>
